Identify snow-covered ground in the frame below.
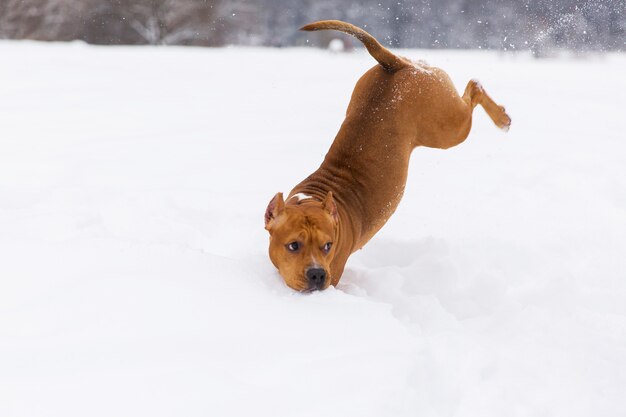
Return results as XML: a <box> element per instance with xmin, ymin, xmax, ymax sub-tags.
<box><xmin>1</xmin><ymin>41</ymin><xmax>625</xmax><ymax>417</ymax></box>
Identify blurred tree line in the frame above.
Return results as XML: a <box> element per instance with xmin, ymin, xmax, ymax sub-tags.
<box><xmin>0</xmin><ymin>0</ymin><xmax>623</xmax><ymax>53</ymax></box>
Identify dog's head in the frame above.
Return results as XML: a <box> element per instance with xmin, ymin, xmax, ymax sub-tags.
<box><xmin>264</xmin><ymin>191</ymin><xmax>339</xmax><ymax>291</ymax></box>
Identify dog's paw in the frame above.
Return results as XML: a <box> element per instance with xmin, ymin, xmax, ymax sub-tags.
<box><xmin>496</xmin><ymin>106</ymin><xmax>512</xmax><ymax>132</ymax></box>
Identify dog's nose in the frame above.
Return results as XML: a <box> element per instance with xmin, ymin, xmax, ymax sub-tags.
<box><xmin>306</xmin><ymin>268</ymin><xmax>327</xmax><ymax>290</ymax></box>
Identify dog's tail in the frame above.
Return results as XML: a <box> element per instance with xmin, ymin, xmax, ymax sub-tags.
<box><xmin>300</xmin><ymin>20</ymin><xmax>408</xmax><ymax>73</ymax></box>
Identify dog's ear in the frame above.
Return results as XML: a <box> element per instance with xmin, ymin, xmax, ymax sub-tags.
<box><xmin>323</xmin><ymin>191</ymin><xmax>339</xmax><ymax>223</ymax></box>
<box><xmin>265</xmin><ymin>192</ymin><xmax>285</xmax><ymax>230</ymax></box>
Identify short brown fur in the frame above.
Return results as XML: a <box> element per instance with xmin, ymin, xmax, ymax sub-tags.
<box><xmin>265</xmin><ymin>20</ymin><xmax>511</xmax><ymax>291</ymax></box>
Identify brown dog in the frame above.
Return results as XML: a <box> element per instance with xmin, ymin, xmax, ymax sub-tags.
<box><xmin>265</xmin><ymin>20</ymin><xmax>510</xmax><ymax>292</ymax></box>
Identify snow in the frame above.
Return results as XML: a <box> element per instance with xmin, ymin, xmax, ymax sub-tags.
<box><xmin>1</xmin><ymin>41</ymin><xmax>626</xmax><ymax>417</ymax></box>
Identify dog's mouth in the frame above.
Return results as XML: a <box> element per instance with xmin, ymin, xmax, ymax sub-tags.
<box><xmin>282</xmin><ymin>275</ymin><xmax>316</xmax><ymax>293</ymax></box>
<box><xmin>283</xmin><ymin>271</ymin><xmax>330</xmax><ymax>292</ymax></box>
<box><xmin>302</xmin><ymin>278</ymin><xmax>331</xmax><ymax>293</ymax></box>
<box><xmin>294</xmin><ymin>279</ymin><xmax>328</xmax><ymax>293</ymax></box>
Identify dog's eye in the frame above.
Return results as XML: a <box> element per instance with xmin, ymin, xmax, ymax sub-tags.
<box><xmin>323</xmin><ymin>242</ymin><xmax>333</xmax><ymax>253</ymax></box>
<box><xmin>286</xmin><ymin>242</ymin><xmax>300</xmax><ymax>252</ymax></box>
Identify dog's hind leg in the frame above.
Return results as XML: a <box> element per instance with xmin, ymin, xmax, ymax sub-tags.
<box><xmin>463</xmin><ymin>79</ymin><xmax>511</xmax><ymax>131</ymax></box>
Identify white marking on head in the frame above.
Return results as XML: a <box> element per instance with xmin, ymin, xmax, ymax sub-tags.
<box><xmin>289</xmin><ymin>193</ymin><xmax>313</xmax><ymax>203</ymax></box>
